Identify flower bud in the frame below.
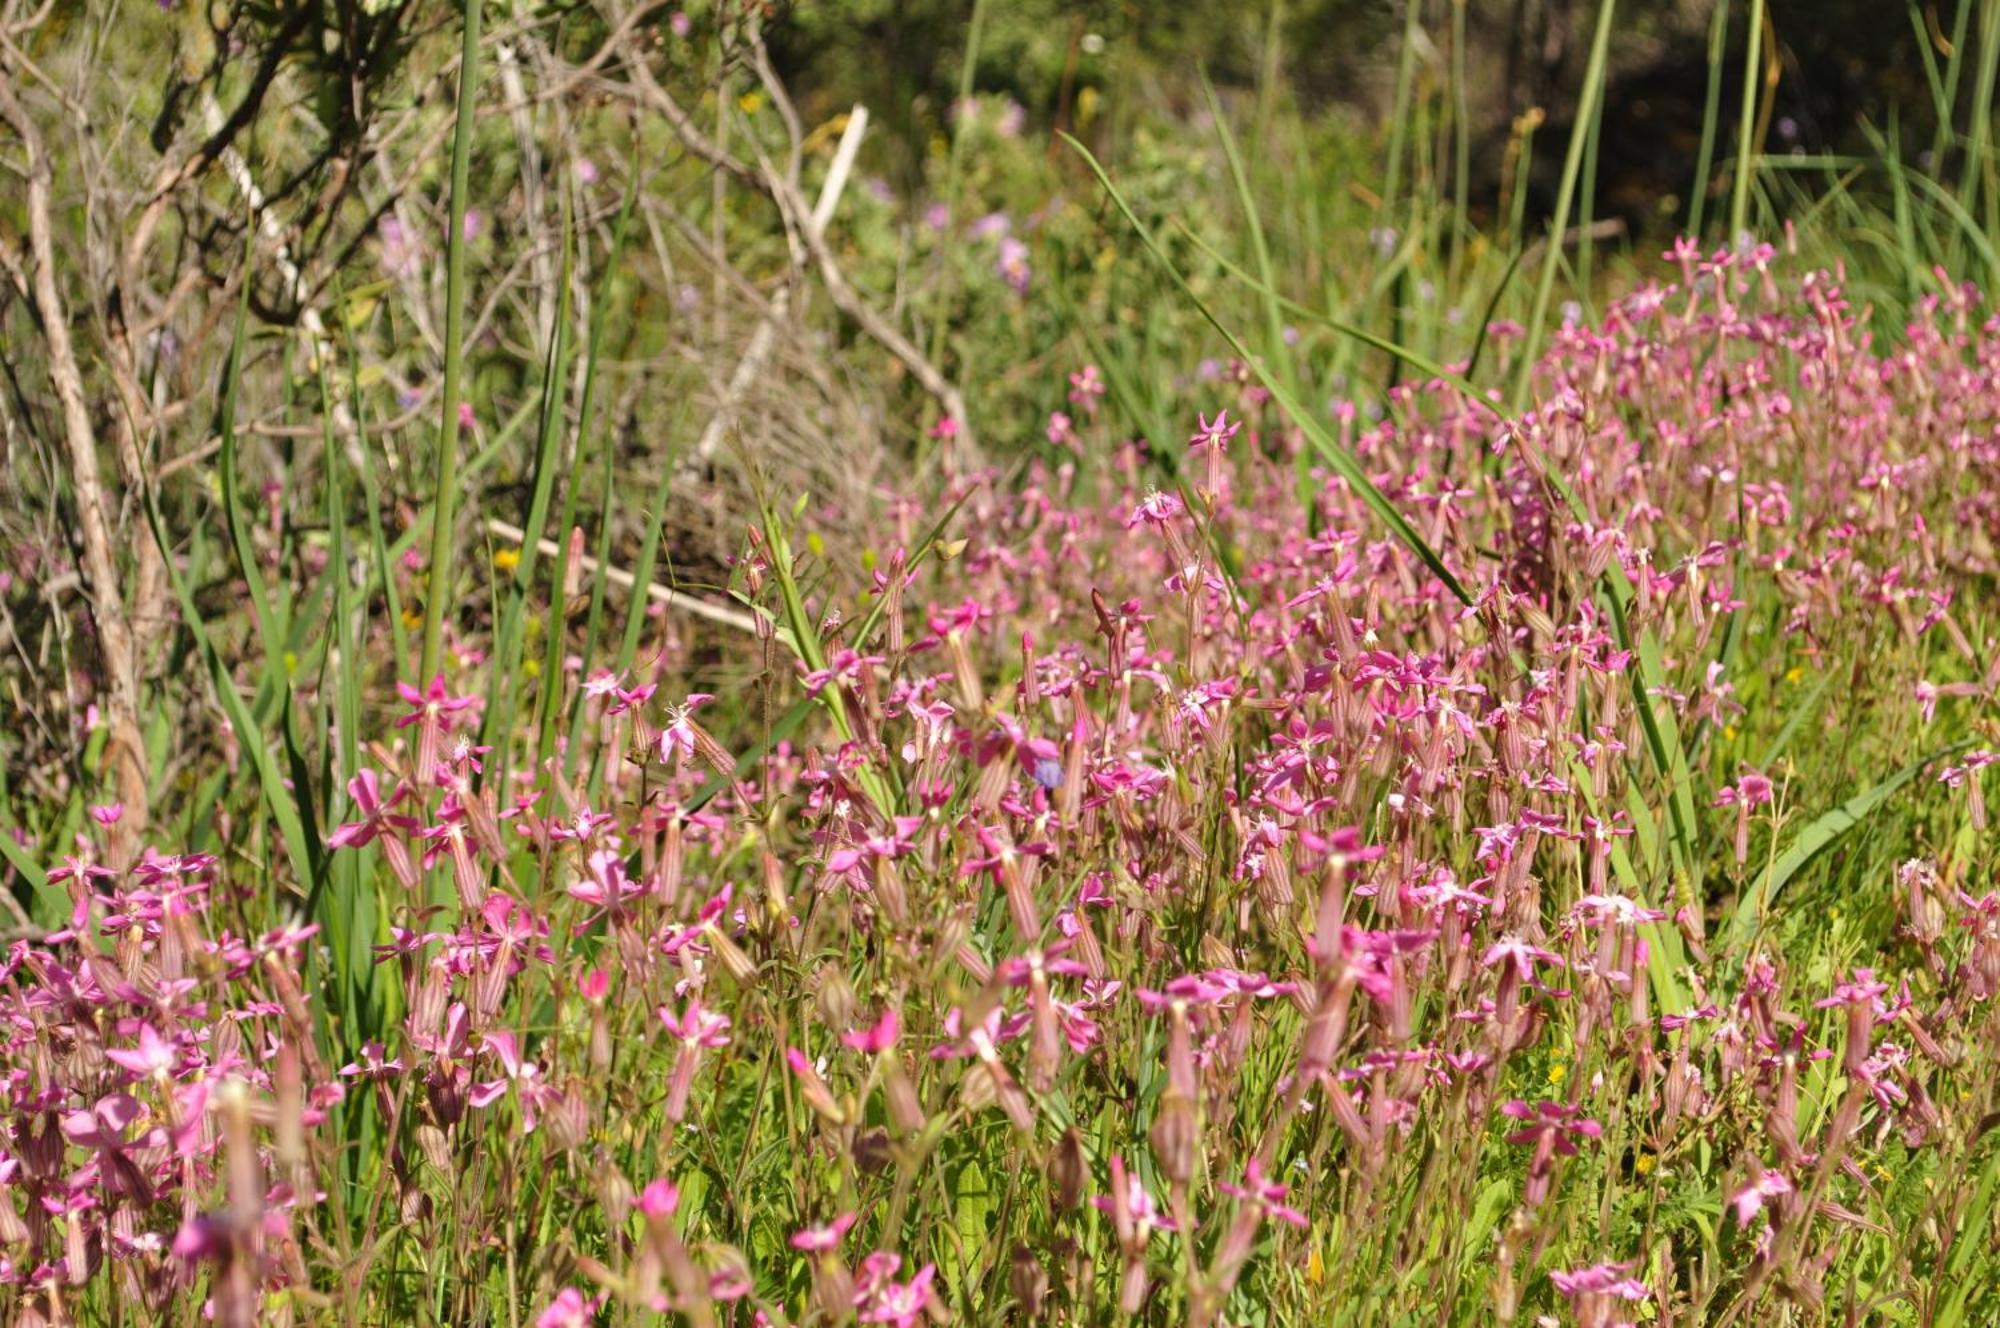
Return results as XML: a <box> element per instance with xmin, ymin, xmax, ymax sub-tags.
<box><xmin>1149</xmin><ymin>1090</ymin><xmax>1198</xmax><ymax>1187</ymax></box>
<box><xmin>1052</xmin><ymin>1128</ymin><xmax>1089</xmax><ymax>1211</ymax></box>
<box><xmin>1010</xmin><ymin>1244</ymin><xmax>1049</xmax><ymax>1317</ymax></box>
<box><xmin>594</xmin><ymin>1153</ymin><xmax>635</xmax><ymax>1229</ymax></box>
<box><xmin>815</xmin><ymin>965</ymin><xmax>858</xmax><ymax>1031</ymax></box>
<box><xmin>545</xmin><ymin>1081</ymin><xmax>592</xmax><ymax>1153</ymax></box>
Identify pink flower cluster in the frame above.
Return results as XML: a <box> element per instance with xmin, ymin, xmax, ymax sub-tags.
<box><xmin>7</xmin><ymin>244</ymin><xmax>2000</xmax><ymax>1323</ymax></box>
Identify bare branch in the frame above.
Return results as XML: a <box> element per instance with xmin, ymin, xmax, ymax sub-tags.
<box><xmin>600</xmin><ymin>22</ymin><xmax>978</xmax><ymax>452</ymax></box>
<box><xmin>0</xmin><ymin>74</ymin><xmax>149</xmax><ymax>853</ymax></box>
<box><xmin>483</xmin><ymin>518</ymin><xmax>759</xmax><ymax>635</ymax></box>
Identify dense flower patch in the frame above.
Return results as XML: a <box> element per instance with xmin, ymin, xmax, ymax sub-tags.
<box><xmin>5</xmin><ymin>246</ymin><xmax>2000</xmax><ymax>1324</ymax></box>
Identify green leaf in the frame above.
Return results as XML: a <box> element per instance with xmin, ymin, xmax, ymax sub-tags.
<box><xmin>1458</xmin><ymin>1178</ymin><xmax>1513</xmax><ymax>1274</ymax></box>
<box><xmin>218</xmin><ymin>266</ymin><xmax>282</xmax><ymax>653</ymax></box>
<box><xmin>1759</xmin><ymin>671</ymin><xmax>1833</xmax><ymax>769</ymax></box>
<box><xmin>0</xmin><ymin>830</ymin><xmax>62</xmax><ymax>926</ymax></box>
<box><xmin>141</xmin><ymin>482</ymin><xmax>321</xmax><ymax>912</ymax></box>
<box><xmin>1572</xmin><ymin>759</ymin><xmax>1689</xmax><ymax>1014</ymax></box>
<box><xmin>686</xmin><ymin>696</ymin><xmax>816</xmax><ymax>816</ymax></box>
<box><xmin>483</xmin><ymin>195</ymin><xmax>577</xmax><ymax>790</ymax></box>
<box><xmin>1723</xmin><ymin>740</ymin><xmax>1972</xmax><ymax>950</ymax></box>
<box><xmin>417</xmin><ymin>0</ymin><xmax>484</xmax><ymax>685</ymax></box>
<box><xmin>950</xmin><ymin>1159</ymin><xmax>995</xmax><ymax>1281</ymax></box>
<box><xmin>755</xmin><ymin>497</ymin><xmax>895</xmax><ymax>818</ymax></box>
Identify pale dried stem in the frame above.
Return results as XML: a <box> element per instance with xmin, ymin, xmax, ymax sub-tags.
<box><xmin>685</xmin><ymin>103</ymin><xmax>869</xmax><ymax>467</ymax></box>
<box><xmin>483</xmin><ymin>518</ymin><xmax>758</xmax><ymax>634</ymax></box>
<box><xmin>0</xmin><ymin>76</ymin><xmax>149</xmax><ymax>850</ymax></box>
<box><xmin>599</xmin><ymin>17</ymin><xmax>977</xmax><ymax>453</ymax></box>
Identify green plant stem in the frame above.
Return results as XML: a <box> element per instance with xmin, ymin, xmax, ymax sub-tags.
<box><xmin>1688</xmin><ymin>0</ymin><xmax>1729</xmax><ymax>237</ymax></box>
<box><xmin>1511</xmin><ymin>0</ymin><xmax>1618</xmax><ymax>409</ymax></box>
<box><xmin>1729</xmin><ymin>0</ymin><xmax>1767</xmax><ymax>241</ymax></box>
<box><xmin>1380</xmin><ymin>0</ymin><xmax>1424</xmax><ymax>220</ymax></box>
<box><xmin>419</xmin><ymin>0</ymin><xmax>483</xmax><ymax>685</ymax></box>
<box><xmin>1960</xmin><ymin>0</ymin><xmax>2000</xmax><ymax>250</ymax></box>
<box><xmin>923</xmin><ymin>0</ymin><xmax>989</xmax><ymax>388</ymax></box>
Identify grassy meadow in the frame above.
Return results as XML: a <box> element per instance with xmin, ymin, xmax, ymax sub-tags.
<box><xmin>3</xmin><ymin>1</ymin><xmax>2000</xmax><ymax>1324</ymax></box>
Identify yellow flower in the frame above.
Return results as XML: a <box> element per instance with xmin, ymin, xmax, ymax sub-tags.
<box><xmin>1634</xmin><ymin>1152</ymin><xmax>1656</xmax><ymax>1175</ymax></box>
<box><xmin>1076</xmin><ymin>86</ymin><xmax>1101</xmax><ymax>129</ymax></box>
<box><xmin>1723</xmin><ymin>723</ymin><xmax>1738</xmax><ymax>741</ymax></box>
<box><xmin>493</xmin><ymin>547</ymin><xmax>521</xmax><ymax>572</ymax></box>
<box><xmin>1305</xmin><ymin>1243</ymin><xmax>1324</xmax><ymax>1286</ymax></box>
<box><xmin>736</xmin><ymin>90</ymin><xmax>764</xmax><ymax>114</ymax></box>
<box><xmin>1785</xmin><ymin>666</ymin><xmax>1805</xmax><ymax>684</ymax></box>
<box><xmin>400</xmin><ymin>609</ymin><xmax>423</xmax><ymax>631</ymax></box>
<box><xmin>1547</xmin><ymin>1061</ymin><xmax>1567</xmax><ymax>1086</ymax></box>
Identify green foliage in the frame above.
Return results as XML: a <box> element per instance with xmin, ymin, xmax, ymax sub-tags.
<box><xmin>6</xmin><ymin>1</ymin><xmax>2000</xmax><ymax>1324</ymax></box>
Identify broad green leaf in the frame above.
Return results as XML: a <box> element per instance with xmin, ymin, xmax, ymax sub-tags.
<box><xmin>1724</xmin><ymin>740</ymin><xmax>1972</xmax><ymax>950</ymax></box>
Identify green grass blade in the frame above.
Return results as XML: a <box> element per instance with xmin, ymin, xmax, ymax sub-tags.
<box><xmin>1064</xmin><ymin>132</ymin><xmax>1474</xmax><ymax>605</ymax></box>
<box><xmin>1602</xmin><ymin>581</ymin><xmax>1705</xmax><ymax>915</ymax></box>
<box><xmin>1958</xmin><ymin>0</ymin><xmax>2000</xmax><ymax>243</ymax></box>
<box><xmin>1462</xmin><ymin>245</ymin><xmax>1529</xmax><ymax>384</ymax></box>
<box><xmin>755</xmin><ymin>492</ymin><xmax>896</xmax><ymax>817</ymax></box>
<box><xmin>418</xmin><ymin>0</ymin><xmax>484</xmax><ymax>685</ymax></box>
<box><xmin>1942</xmin><ymin>1138</ymin><xmax>2000</xmax><ymax>1314</ymax></box>
<box><xmin>848</xmin><ymin>481</ymin><xmax>987</xmax><ymax>652</ymax></box>
<box><xmin>1064</xmin><ymin>292</ymin><xmax>1174</xmax><ymax>460</ymax></box>
<box><xmin>562</xmin><ymin>447</ymin><xmax>619</xmax><ymax>782</ymax></box>
<box><xmin>1688</xmin><ymin>0</ymin><xmax>1730</xmax><ymax>236</ymax></box>
<box><xmin>686</xmin><ymin>696</ymin><xmax>817</xmax><ymax>816</ymax></box>
<box><xmin>534</xmin><ymin>174</ymin><xmax>636</xmax><ymax>772</ymax></box>
<box><xmin>1907</xmin><ymin>2</ymin><xmax>1955</xmax><ymax>140</ymax></box>
<box><xmin>1198</xmin><ymin>67</ymin><xmax>1294</xmax><ymax>409</ymax></box>
<box><xmin>1758</xmin><ymin>672</ymin><xmax>1833</xmax><ymax>770</ymax></box>
<box><xmin>1905</xmin><ymin>170</ymin><xmax>2000</xmax><ymax>275</ymax></box>
<box><xmin>317</xmin><ymin>344</ymin><xmax>376</xmax><ymax>1042</ymax></box>
<box><xmin>218</xmin><ymin>267</ymin><xmax>282</xmax><ymax>654</ymax></box>
<box><xmin>922</xmin><ymin>0</ymin><xmax>990</xmax><ymax>393</ymax></box>
<box><xmin>1174</xmin><ymin>219</ymin><xmax>1500</xmax><ymax>411</ymax></box>
<box><xmin>1577</xmin><ymin>70</ymin><xmax>1603</xmax><ymax>300</ymax></box>
<box><xmin>1931</xmin><ymin>0</ymin><xmax>1977</xmax><ymax>172</ymax></box>
<box><xmin>1378</xmin><ymin>0</ymin><xmax>1424</xmax><ymax>221</ymax></box>
<box><xmin>611</xmin><ymin>420</ymin><xmax>685</xmax><ymax>681</ymax></box>
<box><xmin>0</xmin><ymin>831</ymin><xmax>61</xmax><ymax>925</ymax></box>
<box><xmin>587</xmin><ymin>395</ymin><xmax>694</xmax><ymax>804</ymax></box>
<box><xmin>1511</xmin><ymin>0</ymin><xmax>1617</xmax><ymax>408</ymax></box>
<box><xmin>483</xmin><ymin>199</ymin><xmax>576</xmax><ymax>792</ymax></box>
<box><xmin>334</xmin><ymin>274</ymin><xmax>409</xmax><ymax>677</ymax></box>
<box><xmin>1729</xmin><ymin>0</ymin><xmax>1768</xmax><ymax>241</ymax></box>
<box><xmin>1722</xmin><ymin>739</ymin><xmax>1973</xmax><ymax>951</ymax></box>
<box><xmin>1572</xmin><ymin>758</ymin><xmax>1690</xmax><ymax>1014</ymax></box>
<box><xmin>141</xmin><ymin>482</ymin><xmax>323</xmax><ymax>915</ymax></box>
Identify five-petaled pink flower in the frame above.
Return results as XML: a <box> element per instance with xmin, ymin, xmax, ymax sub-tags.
<box><xmin>105</xmin><ymin>1024</ymin><xmax>177</xmax><ymax>1079</ymax></box>
<box><xmin>659</xmin><ymin>693</ymin><xmax>717</xmax><ymax>768</ymax></box>
<box><xmin>790</xmin><ymin>1212</ymin><xmax>859</xmax><ymax>1252</ymax></box>
<box><xmin>1124</xmin><ymin>489</ymin><xmax>1184</xmax><ymax>531</ymax></box>
<box><xmin>658</xmin><ymin>995</ymin><xmax>732</xmax><ymax>1048</ymax></box>
<box><xmin>1730</xmin><ymin>1167</ymin><xmax>1793</xmax><ymax>1225</ymax></box>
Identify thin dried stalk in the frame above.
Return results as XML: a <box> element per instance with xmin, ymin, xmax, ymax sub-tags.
<box><xmin>0</xmin><ymin>75</ymin><xmax>149</xmax><ymax>853</ymax></box>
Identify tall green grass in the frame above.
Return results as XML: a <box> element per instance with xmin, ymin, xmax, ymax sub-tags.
<box><xmin>418</xmin><ymin>0</ymin><xmax>484</xmax><ymax>687</ymax></box>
